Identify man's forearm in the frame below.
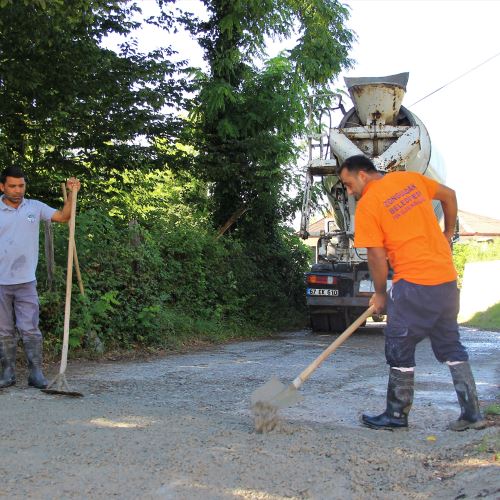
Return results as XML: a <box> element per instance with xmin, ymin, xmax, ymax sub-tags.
<box><xmin>442</xmin><ymin>196</ymin><xmax>458</xmax><ymax>236</ymax></box>
<box><xmin>51</xmin><ymin>178</ymin><xmax>80</xmax><ymax>223</ymax></box>
<box><xmin>367</xmin><ymin>248</ymin><xmax>388</xmax><ymax>293</ymax></box>
<box><xmin>59</xmin><ymin>190</ymin><xmax>74</xmax><ymax>222</ymax></box>
<box><xmin>434</xmin><ymin>183</ymin><xmax>457</xmax><ymax>239</ymax></box>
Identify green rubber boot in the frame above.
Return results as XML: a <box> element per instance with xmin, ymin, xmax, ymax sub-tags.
<box><xmin>23</xmin><ymin>337</ymin><xmax>48</xmax><ymax>389</ymax></box>
<box><xmin>0</xmin><ymin>336</ymin><xmax>17</xmax><ymax>389</ymax></box>
<box><xmin>362</xmin><ymin>369</ymin><xmax>414</xmax><ymax>430</ymax></box>
<box><xmin>448</xmin><ymin>362</ymin><xmax>487</xmax><ymax>431</ymax></box>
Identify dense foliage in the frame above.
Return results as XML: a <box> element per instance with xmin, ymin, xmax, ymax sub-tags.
<box><xmin>183</xmin><ymin>0</ymin><xmax>353</xmax><ymax>231</ymax></box>
<box><xmin>0</xmin><ymin>0</ymin><xmax>187</xmax><ymax>202</ymax></box>
<box><xmin>37</xmin><ymin>170</ymin><xmax>310</xmax><ymax>353</ymax></box>
<box><xmin>0</xmin><ymin>0</ymin><xmax>354</xmax><ymax>354</ymax></box>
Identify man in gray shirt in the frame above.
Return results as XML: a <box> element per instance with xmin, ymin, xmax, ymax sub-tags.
<box><xmin>0</xmin><ymin>166</ymin><xmax>80</xmax><ymax>389</ymax></box>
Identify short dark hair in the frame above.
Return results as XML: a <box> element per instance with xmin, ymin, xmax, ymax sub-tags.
<box><xmin>338</xmin><ymin>155</ymin><xmax>377</xmax><ymax>175</ymax></box>
<box><xmin>0</xmin><ymin>166</ymin><xmax>26</xmax><ymax>184</ymax></box>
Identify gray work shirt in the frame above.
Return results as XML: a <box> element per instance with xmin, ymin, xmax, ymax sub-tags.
<box><xmin>0</xmin><ymin>196</ymin><xmax>56</xmax><ymax>285</ymax></box>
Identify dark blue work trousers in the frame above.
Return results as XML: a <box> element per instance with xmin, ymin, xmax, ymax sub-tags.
<box><xmin>384</xmin><ymin>279</ymin><xmax>468</xmax><ymax>368</ymax></box>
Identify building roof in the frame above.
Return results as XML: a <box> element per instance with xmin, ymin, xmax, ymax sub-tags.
<box><xmin>308</xmin><ymin>217</ymin><xmax>329</xmax><ymax>234</ymax></box>
<box><xmin>306</xmin><ymin>212</ymin><xmax>338</xmax><ymax>236</ymax></box>
<box><xmin>458</xmin><ymin>210</ymin><xmax>500</xmax><ymax>237</ymax></box>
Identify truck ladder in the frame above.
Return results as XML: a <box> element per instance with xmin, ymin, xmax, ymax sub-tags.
<box><xmin>299</xmin><ymin>157</ymin><xmax>338</xmax><ymax>239</ymax></box>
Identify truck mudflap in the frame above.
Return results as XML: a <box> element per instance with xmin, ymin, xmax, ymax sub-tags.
<box><xmin>307</xmin><ymin>293</ymin><xmax>372</xmax><ymax>333</ymax></box>
<box><xmin>307</xmin><ymin>296</ymin><xmax>371</xmax><ymax>307</ymax></box>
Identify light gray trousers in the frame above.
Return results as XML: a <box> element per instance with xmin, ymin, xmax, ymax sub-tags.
<box><xmin>0</xmin><ymin>281</ymin><xmax>42</xmax><ymax>340</ymax></box>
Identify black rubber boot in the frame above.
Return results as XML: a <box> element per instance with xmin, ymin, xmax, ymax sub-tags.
<box><xmin>23</xmin><ymin>337</ymin><xmax>48</xmax><ymax>389</ymax></box>
<box><xmin>0</xmin><ymin>336</ymin><xmax>17</xmax><ymax>389</ymax></box>
<box><xmin>448</xmin><ymin>362</ymin><xmax>487</xmax><ymax>431</ymax></box>
<box><xmin>362</xmin><ymin>369</ymin><xmax>414</xmax><ymax>430</ymax></box>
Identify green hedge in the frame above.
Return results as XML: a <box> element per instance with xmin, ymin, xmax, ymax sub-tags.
<box><xmin>37</xmin><ymin>207</ymin><xmax>309</xmax><ymax>355</ymax></box>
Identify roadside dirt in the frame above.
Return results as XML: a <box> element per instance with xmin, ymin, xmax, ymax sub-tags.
<box><xmin>1</xmin><ymin>326</ymin><xmax>498</xmax><ymax>499</ymax></box>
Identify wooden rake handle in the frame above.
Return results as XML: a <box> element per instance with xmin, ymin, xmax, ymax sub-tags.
<box><xmin>62</xmin><ymin>183</ymin><xmax>84</xmax><ymax>296</ymax></box>
<box><xmin>291</xmin><ymin>305</ymin><xmax>376</xmax><ymax>389</ymax></box>
<box><xmin>60</xmin><ymin>189</ymin><xmax>78</xmax><ymax>375</ymax></box>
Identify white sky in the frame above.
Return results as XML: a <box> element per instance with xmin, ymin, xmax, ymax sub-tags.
<box><xmin>343</xmin><ymin>0</ymin><xmax>500</xmax><ymax>219</ymax></box>
<box><xmin>112</xmin><ymin>0</ymin><xmax>500</xmax><ymax>219</ymax></box>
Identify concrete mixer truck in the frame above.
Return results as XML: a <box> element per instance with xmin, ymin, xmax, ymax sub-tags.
<box><xmin>300</xmin><ymin>73</ymin><xmax>448</xmax><ymax>332</ymax></box>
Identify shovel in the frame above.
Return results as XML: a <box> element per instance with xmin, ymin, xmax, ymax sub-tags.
<box><xmin>251</xmin><ymin>305</ymin><xmax>375</xmax><ymax>411</ymax></box>
<box><xmin>42</xmin><ymin>188</ymin><xmax>83</xmax><ymax>397</ymax></box>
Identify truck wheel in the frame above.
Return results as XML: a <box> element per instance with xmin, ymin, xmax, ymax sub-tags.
<box><xmin>310</xmin><ymin>314</ymin><xmax>330</xmax><ymax>332</ymax></box>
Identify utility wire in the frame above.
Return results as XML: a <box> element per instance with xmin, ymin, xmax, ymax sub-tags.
<box><xmin>410</xmin><ymin>51</ymin><xmax>500</xmax><ymax>107</ymax></box>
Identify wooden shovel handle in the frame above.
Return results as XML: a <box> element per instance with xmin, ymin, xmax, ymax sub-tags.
<box><xmin>292</xmin><ymin>305</ymin><xmax>376</xmax><ymax>389</ymax></box>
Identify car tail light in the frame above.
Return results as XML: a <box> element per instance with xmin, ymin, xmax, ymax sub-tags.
<box><xmin>307</xmin><ymin>275</ymin><xmax>339</xmax><ymax>285</ymax></box>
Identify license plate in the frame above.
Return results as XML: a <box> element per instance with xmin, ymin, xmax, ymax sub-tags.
<box><xmin>307</xmin><ymin>288</ymin><xmax>339</xmax><ymax>296</ymax></box>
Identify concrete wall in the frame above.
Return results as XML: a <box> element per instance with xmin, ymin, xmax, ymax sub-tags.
<box><xmin>458</xmin><ymin>260</ymin><xmax>500</xmax><ymax>322</ymax></box>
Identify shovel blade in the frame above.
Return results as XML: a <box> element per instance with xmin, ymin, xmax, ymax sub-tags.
<box><xmin>251</xmin><ymin>377</ymin><xmax>285</xmax><ymax>405</ymax></box>
<box><xmin>251</xmin><ymin>376</ymin><xmax>303</xmax><ymax>409</ymax></box>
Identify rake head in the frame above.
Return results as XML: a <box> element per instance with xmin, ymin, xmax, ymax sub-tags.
<box><xmin>41</xmin><ymin>373</ymin><xmax>83</xmax><ymax>397</ymax></box>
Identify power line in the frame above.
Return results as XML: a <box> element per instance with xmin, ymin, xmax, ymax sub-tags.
<box><xmin>410</xmin><ymin>51</ymin><xmax>500</xmax><ymax>107</ymax></box>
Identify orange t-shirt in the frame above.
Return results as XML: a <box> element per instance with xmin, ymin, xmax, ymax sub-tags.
<box><xmin>354</xmin><ymin>171</ymin><xmax>456</xmax><ymax>285</ymax></box>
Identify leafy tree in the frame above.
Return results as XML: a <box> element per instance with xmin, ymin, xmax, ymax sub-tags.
<box><xmin>155</xmin><ymin>0</ymin><xmax>355</xmax><ymax>325</ymax></box>
<box><xmin>179</xmin><ymin>0</ymin><xmax>354</xmax><ymax>233</ymax></box>
<box><xmin>1</xmin><ymin>0</ymin><xmax>353</xmax><ymax>352</ymax></box>
<box><xmin>0</xmin><ymin>0</ymin><xmax>188</xmax><ymax>202</ymax></box>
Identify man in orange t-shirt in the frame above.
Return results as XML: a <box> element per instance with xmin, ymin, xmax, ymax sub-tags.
<box><xmin>338</xmin><ymin>155</ymin><xmax>485</xmax><ymax>431</ymax></box>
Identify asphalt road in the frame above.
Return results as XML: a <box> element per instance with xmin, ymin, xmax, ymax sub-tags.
<box><xmin>0</xmin><ymin>325</ymin><xmax>498</xmax><ymax>499</ymax></box>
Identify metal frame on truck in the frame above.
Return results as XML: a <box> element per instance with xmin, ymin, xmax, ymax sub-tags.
<box><xmin>300</xmin><ymin>73</ymin><xmax>444</xmax><ymax>332</ymax></box>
